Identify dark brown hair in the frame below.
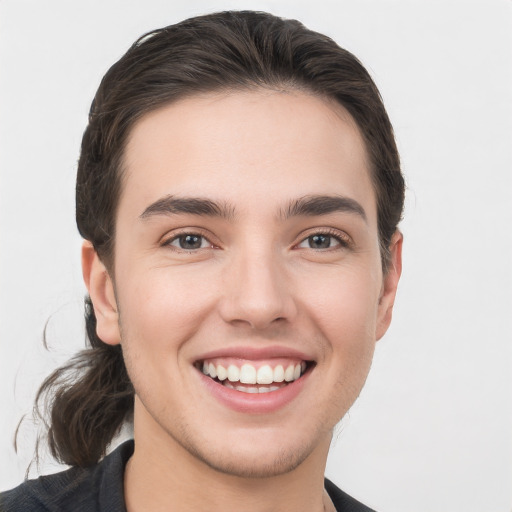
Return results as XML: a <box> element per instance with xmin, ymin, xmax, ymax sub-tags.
<box><xmin>34</xmin><ymin>10</ymin><xmax>404</xmax><ymax>467</ymax></box>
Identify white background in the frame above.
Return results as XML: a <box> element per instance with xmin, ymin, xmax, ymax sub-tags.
<box><xmin>1</xmin><ymin>1</ymin><xmax>511</xmax><ymax>511</ymax></box>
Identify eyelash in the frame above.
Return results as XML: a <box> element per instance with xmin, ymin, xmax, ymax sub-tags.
<box><xmin>294</xmin><ymin>228</ymin><xmax>352</xmax><ymax>251</ymax></box>
<box><xmin>161</xmin><ymin>229</ymin><xmax>217</xmax><ymax>252</ymax></box>
<box><xmin>161</xmin><ymin>228</ymin><xmax>351</xmax><ymax>253</ymax></box>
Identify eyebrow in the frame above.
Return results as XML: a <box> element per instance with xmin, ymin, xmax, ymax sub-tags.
<box><xmin>139</xmin><ymin>195</ymin><xmax>235</xmax><ymax>220</ymax></box>
<box><xmin>139</xmin><ymin>194</ymin><xmax>367</xmax><ymax>223</ymax></box>
<box><xmin>281</xmin><ymin>195</ymin><xmax>367</xmax><ymax>222</ymax></box>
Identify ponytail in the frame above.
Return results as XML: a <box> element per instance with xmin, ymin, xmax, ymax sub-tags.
<box><xmin>34</xmin><ymin>297</ymin><xmax>133</xmax><ymax>467</ymax></box>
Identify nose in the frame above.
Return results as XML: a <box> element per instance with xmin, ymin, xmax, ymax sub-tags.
<box><xmin>218</xmin><ymin>249</ymin><xmax>297</xmax><ymax>330</ymax></box>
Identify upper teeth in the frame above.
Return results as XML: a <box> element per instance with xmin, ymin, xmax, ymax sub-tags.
<box><xmin>202</xmin><ymin>361</ymin><xmax>306</xmax><ymax>384</ymax></box>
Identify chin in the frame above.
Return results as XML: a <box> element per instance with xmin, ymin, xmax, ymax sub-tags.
<box><xmin>170</xmin><ymin>422</ymin><xmax>331</xmax><ymax>479</ymax></box>
<box><xmin>189</xmin><ymin>441</ymin><xmax>314</xmax><ymax>478</ymax></box>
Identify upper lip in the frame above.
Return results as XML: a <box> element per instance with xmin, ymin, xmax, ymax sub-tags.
<box><xmin>194</xmin><ymin>345</ymin><xmax>315</xmax><ymax>363</ymax></box>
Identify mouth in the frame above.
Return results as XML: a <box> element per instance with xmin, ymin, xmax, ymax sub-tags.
<box><xmin>195</xmin><ymin>358</ymin><xmax>313</xmax><ymax>394</ymax></box>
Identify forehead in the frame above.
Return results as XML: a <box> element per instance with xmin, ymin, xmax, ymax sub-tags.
<box><xmin>119</xmin><ymin>90</ymin><xmax>376</xmax><ymax>224</ymax></box>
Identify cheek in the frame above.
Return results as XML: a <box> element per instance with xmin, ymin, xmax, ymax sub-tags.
<box><xmin>115</xmin><ymin>269</ymin><xmax>220</xmax><ymax>416</ymax></box>
<box><xmin>300</xmin><ymin>266</ymin><xmax>380</xmax><ymax>391</ymax></box>
<box><xmin>301</xmin><ymin>266</ymin><xmax>381</xmax><ymax>344</ymax></box>
<box><xmin>116</xmin><ymin>268</ymin><xmax>219</xmax><ymax>360</ymax></box>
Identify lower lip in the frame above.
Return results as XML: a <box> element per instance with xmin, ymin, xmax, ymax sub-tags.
<box><xmin>198</xmin><ymin>369</ymin><xmax>310</xmax><ymax>414</ymax></box>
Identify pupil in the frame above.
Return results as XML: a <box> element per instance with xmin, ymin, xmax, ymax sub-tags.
<box><xmin>310</xmin><ymin>234</ymin><xmax>330</xmax><ymax>249</ymax></box>
<box><xmin>180</xmin><ymin>235</ymin><xmax>201</xmax><ymax>249</ymax></box>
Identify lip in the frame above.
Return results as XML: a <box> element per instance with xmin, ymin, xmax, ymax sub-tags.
<box><xmin>195</xmin><ymin>345</ymin><xmax>313</xmax><ymax>362</ymax></box>
<box><xmin>198</xmin><ymin>367</ymin><xmax>311</xmax><ymax>414</ymax></box>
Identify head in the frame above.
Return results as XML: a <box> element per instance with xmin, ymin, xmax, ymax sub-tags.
<box><xmin>44</xmin><ymin>10</ymin><xmax>404</xmax><ymax>470</ymax></box>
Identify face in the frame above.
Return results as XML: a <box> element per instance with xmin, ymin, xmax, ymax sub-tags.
<box><xmin>85</xmin><ymin>90</ymin><xmax>401</xmax><ymax>478</ymax></box>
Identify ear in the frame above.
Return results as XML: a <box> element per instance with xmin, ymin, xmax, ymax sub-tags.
<box><xmin>81</xmin><ymin>241</ymin><xmax>121</xmax><ymax>345</ymax></box>
<box><xmin>376</xmin><ymin>231</ymin><xmax>403</xmax><ymax>341</ymax></box>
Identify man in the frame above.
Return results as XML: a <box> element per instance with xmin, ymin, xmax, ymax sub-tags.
<box><xmin>1</xmin><ymin>11</ymin><xmax>403</xmax><ymax>511</ymax></box>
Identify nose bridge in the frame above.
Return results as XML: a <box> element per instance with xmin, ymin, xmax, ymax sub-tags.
<box><xmin>220</xmin><ymin>239</ymin><xmax>296</xmax><ymax>329</ymax></box>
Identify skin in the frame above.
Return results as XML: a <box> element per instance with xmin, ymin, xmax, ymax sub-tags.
<box><xmin>82</xmin><ymin>90</ymin><xmax>402</xmax><ymax>512</ymax></box>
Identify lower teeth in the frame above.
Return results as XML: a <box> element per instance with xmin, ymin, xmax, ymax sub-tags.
<box><xmin>222</xmin><ymin>381</ymin><xmax>286</xmax><ymax>393</ymax></box>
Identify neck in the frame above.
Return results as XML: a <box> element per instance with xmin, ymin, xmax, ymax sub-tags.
<box><xmin>124</xmin><ymin>402</ymin><xmax>333</xmax><ymax>512</ymax></box>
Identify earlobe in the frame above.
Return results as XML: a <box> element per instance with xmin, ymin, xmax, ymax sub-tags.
<box><xmin>81</xmin><ymin>241</ymin><xmax>121</xmax><ymax>346</ymax></box>
<box><xmin>376</xmin><ymin>231</ymin><xmax>403</xmax><ymax>341</ymax></box>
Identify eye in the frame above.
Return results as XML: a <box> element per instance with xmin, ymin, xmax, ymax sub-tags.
<box><xmin>296</xmin><ymin>231</ymin><xmax>349</xmax><ymax>250</ymax></box>
<box><xmin>166</xmin><ymin>233</ymin><xmax>212</xmax><ymax>250</ymax></box>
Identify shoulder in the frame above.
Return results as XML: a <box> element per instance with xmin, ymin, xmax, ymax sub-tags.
<box><xmin>0</xmin><ymin>440</ymin><xmax>133</xmax><ymax>512</ymax></box>
<box><xmin>325</xmin><ymin>478</ymin><xmax>377</xmax><ymax>512</ymax></box>
<box><xmin>0</xmin><ymin>465</ymin><xmax>94</xmax><ymax>512</ymax></box>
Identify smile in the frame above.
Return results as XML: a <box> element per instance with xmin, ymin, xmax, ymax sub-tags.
<box><xmin>197</xmin><ymin>358</ymin><xmax>310</xmax><ymax>394</ymax></box>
